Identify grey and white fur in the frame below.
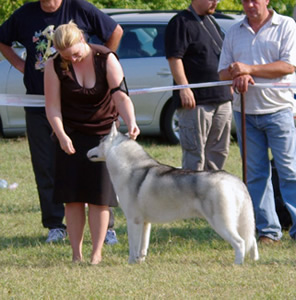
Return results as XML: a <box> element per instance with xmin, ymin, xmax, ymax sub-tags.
<box><xmin>87</xmin><ymin>123</ymin><xmax>259</xmax><ymax>264</ymax></box>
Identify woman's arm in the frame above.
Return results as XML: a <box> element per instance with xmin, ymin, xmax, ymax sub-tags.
<box><xmin>106</xmin><ymin>53</ymin><xmax>140</xmax><ymax>140</ymax></box>
<box><xmin>44</xmin><ymin>58</ymin><xmax>75</xmax><ymax>154</ymax></box>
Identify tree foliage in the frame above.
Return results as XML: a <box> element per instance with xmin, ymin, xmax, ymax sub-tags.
<box><xmin>217</xmin><ymin>0</ymin><xmax>296</xmax><ymax>16</ymax></box>
<box><xmin>92</xmin><ymin>0</ymin><xmax>189</xmax><ymax>10</ymax></box>
<box><xmin>93</xmin><ymin>0</ymin><xmax>296</xmax><ymax>15</ymax></box>
<box><xmin>1</xmin><ymin>0</ymin><xmax>296</xmax><ymax>25</ymax></box>
<box><xmin>0</xmin><ymin>0</ymin><xmax>29</xmax><ymax>24</ymax></box>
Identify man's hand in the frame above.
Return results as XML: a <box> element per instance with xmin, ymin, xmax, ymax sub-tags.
<box><xmin>180</xmin><ymin>88</ymin><xmax>196</xmax><ymax>109</ymax></box>
<box><xmin>167</xmin><ymin>58</ymin><xmax>196</xmax><ymax>109</ymax></box>
<box><xmin>232</xmin><ymin>74</ymin><xmax>255</xmax><ymax>93</ymax></box>
<box><xmin>228</xmin><ymin>62</ymin><xmax>252</xmax><ymax>79</ymax></box>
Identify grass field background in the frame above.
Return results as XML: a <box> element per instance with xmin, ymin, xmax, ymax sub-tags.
<box><xmin>1</xmin><ymin>136</ymin><xmax>296</xmax><ymax>299</ymax></box>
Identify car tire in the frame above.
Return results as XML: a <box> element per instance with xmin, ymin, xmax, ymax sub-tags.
<box><xmin>162</xmin><ymin>100</ymin><xmax>180</xmax><ymax>145</ymax></box>
<box><xmin>0</xmin><ymin>117</ymin><xmax>3</xmax><ymax>137</ymax></box>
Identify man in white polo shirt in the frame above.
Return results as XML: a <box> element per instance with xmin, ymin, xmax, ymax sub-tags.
<box><xmin>218</xmin><ymin>0</ymin><xmax>296</xmax><ymax>244</ymax></box>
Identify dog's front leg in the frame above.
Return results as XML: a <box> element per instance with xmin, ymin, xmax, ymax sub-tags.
<box><xmin>126</xmin><ymin>219</ymin><xmax>144</xmax><ymax>264</ymax></box>
<box><xmin>138</xmin><ymin>222</ymin><xmax>151</xmax><ymax>262</ymax></box>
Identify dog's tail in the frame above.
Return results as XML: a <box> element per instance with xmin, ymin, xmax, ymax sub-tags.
<box><xmin>237</xmin><ymin>188</ymin><xmax>259</xmax><ymax>260</ymax></box>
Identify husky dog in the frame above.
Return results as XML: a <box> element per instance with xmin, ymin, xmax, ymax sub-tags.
<box><xmin>87</xmin><ymin>123</ymin><xmax>259</xmax><ymax>265</ymax></box>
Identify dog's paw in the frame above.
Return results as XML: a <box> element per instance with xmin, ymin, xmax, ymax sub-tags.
<box><xmin>136</xmin><ymin>256</ymin><xmax>146</xmax><ymax>264</ymax></box>
<box><xmin>128</xmin><ymin>257</ymin><xmax>137</xmax><ymax>264</ymax></box>
<box><xmin>128</xmin><ymin>256</ymin><xmax>146</xmax><ymax>264</ymax></box>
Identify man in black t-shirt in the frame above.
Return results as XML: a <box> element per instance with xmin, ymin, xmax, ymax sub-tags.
<box><xmin>165</xmin><ymin>0</ymin><xmax>232</xmax><ymax>171</ymax></box>
<box><xmin>0</xmin><ymin>0</ymin><xmax>122</xmax><ymax>244</ymax></box>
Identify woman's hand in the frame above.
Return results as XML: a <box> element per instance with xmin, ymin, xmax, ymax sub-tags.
<box><xmin>128</xmin><ymin>123</ymin><xmax>140</xmax><ymax>140</ymax></box>
<box><xmin>58</xmin><ymin>134</ymin><xmax>76</xmax><ymax>155</ymax></box>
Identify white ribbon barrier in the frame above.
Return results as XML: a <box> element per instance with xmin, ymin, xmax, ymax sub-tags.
<box><xmin>130</xmin><ymin>81</ymin><xmax>296</xmax><ymax>95</ymax></box>
<box><xmin>0</xmin><ymin>94</ymin><xmax>45</xmax><ymax>107</ymax></box>
<box><xmin>130</xmin><ymin>80</ymin><xmax>232</xmax><ymax>95</ymax></box>
<box><xmin>0</xmin><ymin>80</ymin><xmax>295</xmax><ymax>107</ymax></box>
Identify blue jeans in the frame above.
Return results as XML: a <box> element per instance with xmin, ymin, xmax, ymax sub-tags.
<box><xmin>234</xmin><ymin>109</ymin><xmax>296</xmax><ymax>240</ymax></box>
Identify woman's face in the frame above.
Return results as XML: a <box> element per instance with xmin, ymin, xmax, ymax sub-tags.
<box><xmin>59</xmin><ymin>42</ymin><xmax>86</xmax><ymax>63</ymax></box>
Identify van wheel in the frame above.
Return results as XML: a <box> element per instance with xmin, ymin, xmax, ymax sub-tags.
<box><xmin>162</xmin><ymin>100</ymin><xmax>180</xmax><ymax>145</ymax></box>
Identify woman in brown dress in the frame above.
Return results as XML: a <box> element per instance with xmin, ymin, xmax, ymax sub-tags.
<box><xmin>44</xmin><ymin>21</ymin><xmax>140</xmax><ymax>264</ymax></box>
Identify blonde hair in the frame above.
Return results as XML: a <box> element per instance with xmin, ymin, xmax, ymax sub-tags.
<box><xmin>53</xmin><ymin>20</ymin><xmax>84</xmax><ymax>51</ymax></box>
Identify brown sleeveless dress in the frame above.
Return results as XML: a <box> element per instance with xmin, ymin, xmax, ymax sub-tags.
<box><xmin>52</xmin><ymin>44</ymin><xmax>118</xmax><ymax>206</ymax></box>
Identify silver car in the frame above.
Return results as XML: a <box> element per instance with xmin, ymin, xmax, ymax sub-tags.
<box><xmin>0</xmin><ymin>11</ymin><xmax>241</xmax><ymax>143</ymax></box>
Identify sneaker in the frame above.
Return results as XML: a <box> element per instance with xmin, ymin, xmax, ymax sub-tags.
<box><xmin>104</xmin><ymin>229</ymin><xmax>118</xmax><ymax>245</ymax></box>
<box><xmin>46</xmin><ymin>228</ymin><xmax>67</xmax><ymax>243</ymax></box>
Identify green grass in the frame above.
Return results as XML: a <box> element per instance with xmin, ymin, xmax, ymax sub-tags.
<box><xmin>0</xmin><ymin>136</ymin><xmax>296</xmax><ymax>300</ymax></box>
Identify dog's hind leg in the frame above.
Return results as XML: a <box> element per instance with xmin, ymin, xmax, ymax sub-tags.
<box><xmin>208</xmin><ymin>219</ymin><xmax>245</xmax><ymax>264</ymax></box>
<box><xmin>217</xmin><ymin>228</ymin><xmax>245</xmax><ymax>264</ymax></box>
<box><xmin>228</xmin><ymin>233</ymin><xmax>245</xmax><ymax>265</ymax></box>
<box><xmin>126</xmin><ymin>219</ymin><xmax>145</xmax><ymax>264</ymax></box>
<box><xmin>249</xmin><ymin>236</ymin><xmax>259</xmax><ymax>261</ymax></box>
<box><xmin>138</xmin><ymin>222</ymin><xmax>151</xmax><ymax>262</ymax></box>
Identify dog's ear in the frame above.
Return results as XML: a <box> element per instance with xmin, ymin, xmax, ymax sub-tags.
<box><xmin>110</xmin><ymin>121</ymin><xmax>118</xmax><ymax>138</ymax></box>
